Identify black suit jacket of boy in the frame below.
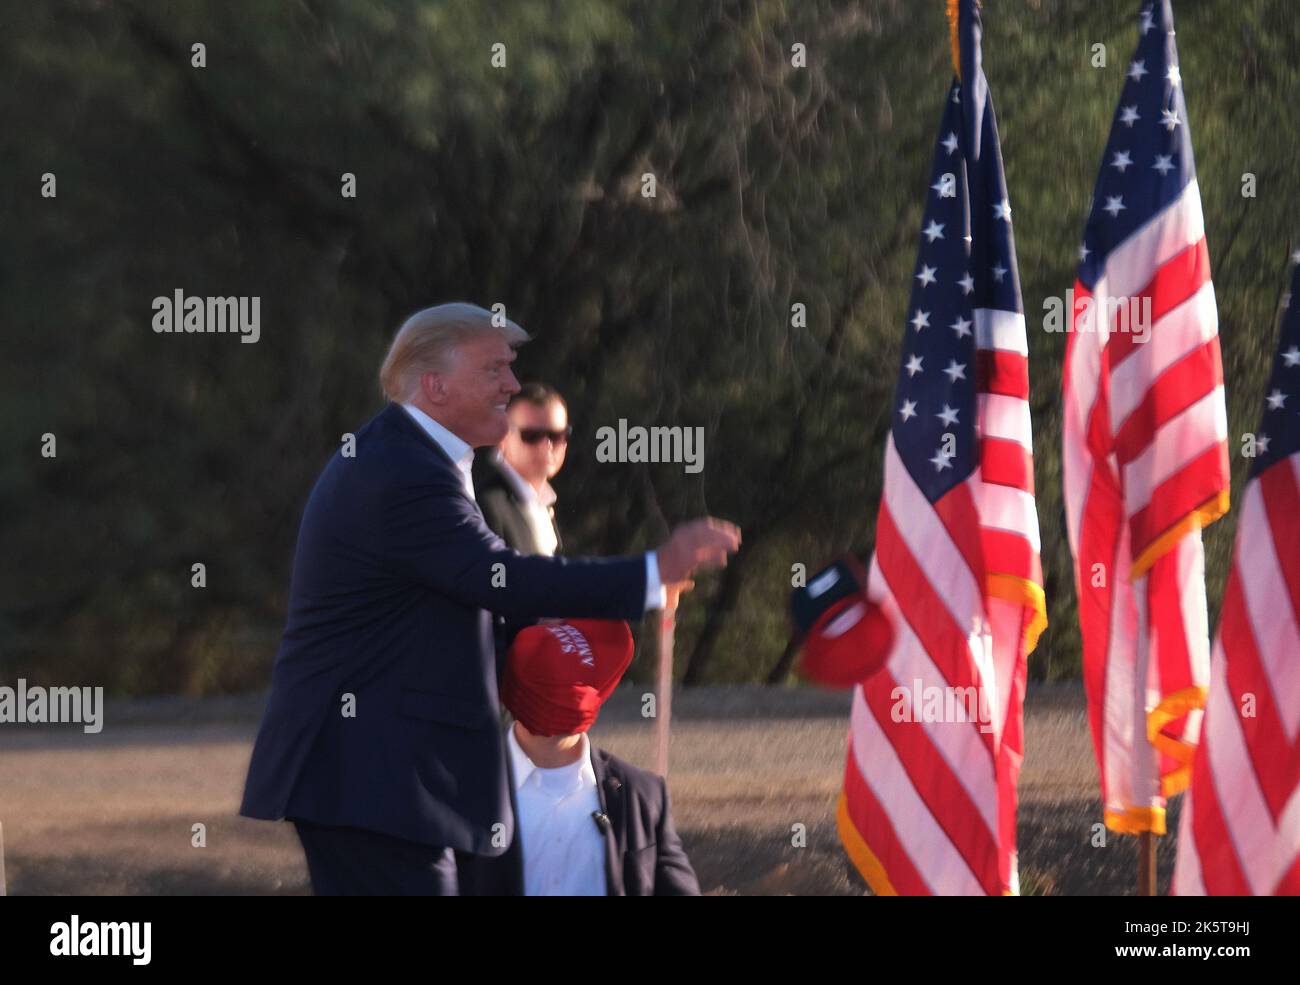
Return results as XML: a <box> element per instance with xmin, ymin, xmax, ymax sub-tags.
<box><xmin>458</xmin><ymin>742</ymin><xmax>701</xmax><ymax>896</ymax></box>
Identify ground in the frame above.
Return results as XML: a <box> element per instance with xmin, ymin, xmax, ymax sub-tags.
<box><xmin>0</xmin><ymin>684</ymin><xmax>1182</xmax><ymax>895</ymax></box>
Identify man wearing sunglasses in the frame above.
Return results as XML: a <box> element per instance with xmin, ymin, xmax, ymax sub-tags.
<box><xmin>473</xmin><ymin>383</ymin><xmax>571</xmax><ymax>557</ymax></box>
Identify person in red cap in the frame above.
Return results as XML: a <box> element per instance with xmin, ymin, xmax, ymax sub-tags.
<box><xmin>458</xmin><ymin>618</ymin><xmax>700</xmax><ymax>896</ymax></box>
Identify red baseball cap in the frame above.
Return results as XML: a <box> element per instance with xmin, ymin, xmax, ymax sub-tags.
<box><xmin>501</xmin><ymin>619</ymin><xmax>634</xmax><ymax>736</ymax></box>
<box><xmin>799</xmin><ymin>594</ymin><xmax>894</xmax><ymax>689</ymax></box>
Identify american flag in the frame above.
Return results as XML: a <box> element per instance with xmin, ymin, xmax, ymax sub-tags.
<box><xmin>838</xmin><ymin>0</ymin><xmax>1045</xmax><ymax>895</ymax></box>
<box><xmin>1173</xmin><ymin>252</ymin><xmax>1300</xmax><ymax>895</ymax></box>
<box><xmin>1062</xmin><ymin>0</ymin><xmax>1229</xmax><ymax>837</ymax></box>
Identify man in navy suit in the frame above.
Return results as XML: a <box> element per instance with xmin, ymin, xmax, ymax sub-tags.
<box><xmin>240</xmin><ymin>302</ymin><xmax>740</xmax><ymax>895</ymax></box>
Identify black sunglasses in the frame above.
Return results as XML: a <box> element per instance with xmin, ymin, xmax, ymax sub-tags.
<box><xmin>517</xmin><ymin>426</ymin><xmax>572</xmax><ymax>446</ymax></box>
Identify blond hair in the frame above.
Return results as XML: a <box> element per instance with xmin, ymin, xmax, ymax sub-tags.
<box><xmin>379</xmin><ymin>302</ymin><xmax>529</xmax><ymax>402</ymax></box>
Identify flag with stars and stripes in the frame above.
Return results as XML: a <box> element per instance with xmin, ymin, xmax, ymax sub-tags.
<box><xmin>1174</xmin><ymin>251</ymin><xmax>1300</xmax><ymax>895</ymax></box>
<box><xmin>837</xmin><ymin>0</ymin><xmax>1045</xmax><ymax>896</ymax></box>
<box><xmin>1062</xmin><ymin>0</ymin><xmax>1229</xmax><ymax>838</ymax></box>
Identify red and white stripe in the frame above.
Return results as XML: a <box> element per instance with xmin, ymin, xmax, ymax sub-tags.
<box><xmin>1174</xmin><ymin>455</ymin><xmax>1300</xmax><ymax>894</ymax></box>
<box><xmin>839</xmin><ymin>307</ymin><xmax>1044</xmax><ymax>895</ymax></box>
<box><xmin>1062</xmin><ymin>181</ymin><xmax>1229</xmax><ymax>835</ymax></box>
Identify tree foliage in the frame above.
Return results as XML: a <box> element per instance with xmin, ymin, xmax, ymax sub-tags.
<box><xmin>1</xmin><ymin>0</ymin><xmax>1295</xmax><ymax>693</ymax></box>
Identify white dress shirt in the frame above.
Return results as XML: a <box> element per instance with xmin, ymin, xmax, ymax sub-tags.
<box><xmin>507</xmin><ymin>725</ymin><xmax>607</xmax><ymax>896</ymax></box>
<box><xmin>399</xmin><ymin>402</ymin><xmax>665</xmax><ymax>611</ymax></box>
<box><xmin>494</xmin><ymin>453</ymin><xmax>560</xmax><ymax>557</ymax></box>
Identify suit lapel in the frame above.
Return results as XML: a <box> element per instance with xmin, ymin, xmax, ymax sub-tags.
<box><xmin>592</xmin><ymin>748</ymin><xmax>625</xmax><ymax>897</ymax></box>
<box><xmin>495</xmin><ymin>458</ymin><xmax>543</xmax><ymax>553</ymax></box>
<box><xmin>502</xmin><ymin>742</ymin><xmax>527</xmax><ymax>896</ymax></box>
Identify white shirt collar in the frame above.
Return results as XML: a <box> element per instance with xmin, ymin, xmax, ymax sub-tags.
<box><xmin>507</xmin><ymin>724</ymin><xmax>595</xmax><ymax>795</ymax></box>
<box><xmin>401</xmin><ymin>403</ymin><xmax>475</xmax><ymax>497</ymax></box>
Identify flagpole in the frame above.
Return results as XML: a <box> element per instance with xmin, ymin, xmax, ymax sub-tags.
<box><xmin>1138</xmin><ymin>831</ymin><xmax>1156</xmax><ymax>896</ymax></box>
<box><xmin>653</xmin><ymin>595</ymin><xmax>677</xmax><ymax>777</ymax></box>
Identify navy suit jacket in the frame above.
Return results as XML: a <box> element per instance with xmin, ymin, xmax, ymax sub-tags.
<box><xmin>456</xmin><ymin>743</ymin><xmax>701</xmax><ymax>896</ymax></box>
<box><xmin>240</xmin><ymin>403</ymin><xmax>648</xmax><ymax>855</ymax></box>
